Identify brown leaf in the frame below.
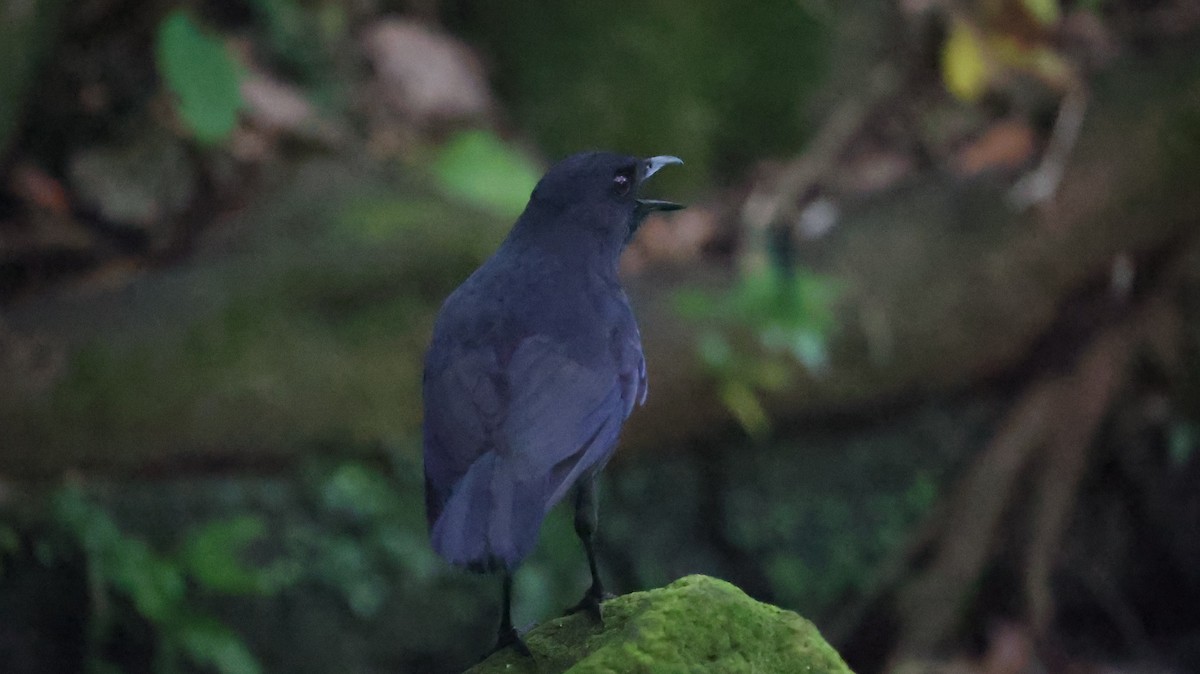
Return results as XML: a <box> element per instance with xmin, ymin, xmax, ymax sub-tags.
<box><xmin>362</xmin><ymin>19</ymin><xmax>492</xmax><ymax>124</ymax></box>
<box><xmin>240</xmin><ymin>73</ymin><xmax>317</xmax><ymax>133</ymax></box>
<box><xmin>629</xmin><ymin>206</ymin><xmax>719</xmax><ymax>265</ymax></box>
<box><xmin>981</xmin><ymin>622</ymin><xmax>1034</xmax><ymax>674</ymax></box>
<box><xmin>9</xmin><ymin>163</ymin><xmax>71</xmax><ymax>215</ymax></box>
<box><xmin>954</xmin><ymin>120</ymin><xmax>1037</xmax><ymax>177</ymax></box>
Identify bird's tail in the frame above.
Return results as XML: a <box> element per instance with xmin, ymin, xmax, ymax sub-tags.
<box><xmin>429</xmin><ymin>454</ymin><xmax>547</xmax><ymax>572</ymax></box>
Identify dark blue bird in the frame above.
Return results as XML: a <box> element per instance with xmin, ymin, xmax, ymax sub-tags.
<box><xmin>422</xmin><ymin>151</ymin><xmax>683</xmax><ymax>655</ymax></box>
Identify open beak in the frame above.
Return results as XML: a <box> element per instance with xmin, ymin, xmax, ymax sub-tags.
<box><xmin>636</xmin><ymin>155</ymin><xmax>685</xmax><ymax>213</ymax></box>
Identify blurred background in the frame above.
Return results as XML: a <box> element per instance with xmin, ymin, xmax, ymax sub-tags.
<box><xmin>1</xmin><ymin>0</ymin><xmax>1199</xmax><ymax>672</ymax></box>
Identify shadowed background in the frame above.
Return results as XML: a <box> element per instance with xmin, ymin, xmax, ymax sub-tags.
<box><xmin>1</xmin><ymin>1</ymin><xmax>1199</xmax><ymax>673</ymax></box>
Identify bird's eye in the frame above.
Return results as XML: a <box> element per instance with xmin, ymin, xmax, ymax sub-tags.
<box><xmin>612</xmin><ymin>172</ymin><xmax>632</xmax><ymax>196</ymax></box>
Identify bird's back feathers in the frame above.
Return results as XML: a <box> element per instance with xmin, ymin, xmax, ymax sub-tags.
<box><xmin>423</xmin><ymin>284</ymin><xmax>645</xmax><ymax>570</ymax></box>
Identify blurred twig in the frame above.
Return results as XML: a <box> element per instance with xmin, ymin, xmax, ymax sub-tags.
<box><xmin>739</xmin><ymin>63</ymin><xmax>902</xmax><ymax>273</ymax></box>
<box><xmin>1008</xmin><ymin>84</ymin><xmax>1090</xmax><ymax>211</ymax></box>
<box><xmin>890</xmin><ymin>374</ymin><xmax>1062</xmax><ymax>661</ymax></box>
<box><xmin>1024</xmin><ymin>320</ymin><xmax>1130</xmax><ymax>638</ymax></box>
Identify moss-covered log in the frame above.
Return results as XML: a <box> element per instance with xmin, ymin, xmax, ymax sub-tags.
<box><xmin>1</xmin><ymin>44</ymin><xmax>1198</xmax><ymax>477</ymax></box>
<box><xmin>620</xmin><ymin>42</ymin><xmax>1200</xmax><ymax>453</ymax></box>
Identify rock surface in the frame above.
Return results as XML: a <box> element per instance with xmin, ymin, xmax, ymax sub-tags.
<box><xmin>468</xmin><ymin>575</ymin><xmax>852</xmax><ymax>674</ymax></box>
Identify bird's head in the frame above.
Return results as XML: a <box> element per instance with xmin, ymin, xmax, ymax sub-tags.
<box><xmin>525</xmin><ymin>151</ymin><xmax>684</xmax><ymax>245</ymax></box>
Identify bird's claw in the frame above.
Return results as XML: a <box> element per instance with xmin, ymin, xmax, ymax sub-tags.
<box><xmin>487</xmin><ymin>626</ymin><xmax>531</xmax><ymax>659</ymax></box>
<box><xmin>564</xmin><ymin>589</ymin><xmax>613</xmax><ymax>621</ymax></box>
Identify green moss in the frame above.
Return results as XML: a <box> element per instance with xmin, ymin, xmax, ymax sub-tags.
<box><xmin>470</xmin><ymin>575</ymin><xmax>852</xmax><ymax>674</ymax></box>
<box><xmin>0</xmin><ymin>160</ymin><xmax>511</xmax><ymax>477</ymax></box>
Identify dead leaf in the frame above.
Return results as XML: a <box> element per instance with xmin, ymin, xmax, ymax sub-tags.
<box><xmin>68</xmin><ymin>132</ymin><xmax>195</xmax><ymax>237</ymax></box>
<box><xmin>9</xmin><ymin>163</ymin><xmax>71</xmax><ymax>215</ymax></box>
<box><xmin>954</xmin><ymin>119</ymin><xmax>1037</xmax><ymax>177</ymax></box>
<box><xmin>240</xmin><ymin>73</ymin><xmax>317</xmax><ymax>133</ymax></box>
<box><xmin>362</xmin><ymin>19</ymin><xmax>492</xmax><ymax>124</ymax></box>
<box><xmin>981</xmin><ymin>621</ymin><xmax>1034</xmax><ymax>674</ymax></box>
<box><xmin>630</xmin><ymin>205</ymin><xmax>718</xmax><ymax>264</ymax></box>
<box><xmin>836</xmin><ymin>151</ymin><xmax>915</xmax><ymax>194</ymax></box>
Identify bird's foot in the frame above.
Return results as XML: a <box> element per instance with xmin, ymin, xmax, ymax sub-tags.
<box><xmin>487</xmin><ymin>626</ymin><xmax>532</xmax><ymax>659</ymax></box>
<box><xmin>563</xmin><ymin>588</ymin><xmax>613</xmax><ymax>621</ymax></box>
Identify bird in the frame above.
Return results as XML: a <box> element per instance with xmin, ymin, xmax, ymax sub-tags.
<box><xmin>422</xmin><ymin>151</ymin><xmax>683</xmax><ymax>656</ymax></box>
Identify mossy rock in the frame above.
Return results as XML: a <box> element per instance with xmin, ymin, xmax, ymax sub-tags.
<box><xmin>469</xmin><ymin>575</ymin><xmax>852</xmax><ymax>674</ymax></box>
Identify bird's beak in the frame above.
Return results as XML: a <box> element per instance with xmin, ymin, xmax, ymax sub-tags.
<box><xmin>636</xmin><ymin>155</ymin><xmax>685</xmax><ymax>212</ymax></box>
<box><xmin>641</xmin><ymin>155</ymin><xmax>683</xmax><ymax>180</ymax></box>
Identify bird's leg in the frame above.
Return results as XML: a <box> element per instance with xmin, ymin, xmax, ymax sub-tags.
<box><xmin>565</xmin><ymin>477</ymin><xmax>611</xmax><ymax>620</ymax></box>
<box><xmin>489</xmin><ymin>571</ymin><xmax>531</xmax><ymax>657</ymax></box>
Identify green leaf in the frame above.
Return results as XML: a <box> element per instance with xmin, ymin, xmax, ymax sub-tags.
<box><xmin>320</xmin><ymin>462</ymin><xmax>400</xmax><ymax>518</ymax></box>
<box><xmin>433</xmin><ymin>130</ymin><xmax>543</xmax><ymax>218</ymax></box>
<box><xmin>52</xmin><ymin>487</ymin><xmax>185</xmax><ymax>624</ymax></box>
<box><xmin>719</xmin><ymin>381</ymin><xmax>769</xmax><ymax>437</ymax></box>
<box><xmin>697</xmin><ymin>332</ymin><xmax>733</xmax><ymax>370</ymax></box>
<box><xmin>375</xmin><ymin>525</ymin><xmax>439</xmax><ymax>583</ymax></box>
<box><xmin>1168</xmin><ymin>422</ymin><xmax>1197</xmax><ymax>467</ymax></box>
<box><xmin>942</xmin><ymin>20</ymin><xmax>989</xmax><ymax>103</ymax></box>
<box><xmin>180</xmin><ymin>516</ymin><xmax>298</xmax><ymax>595</ymax></box>
<box><xmin>53</xmin><ymin>486</ymin><xmax>122</xmax><ymax>551</ymax></box>
<box><xmin>1020</xmin><ymin>0</ymin><xmax>1061</xmax><ymax>26</ymax></box>
<box><xmin>109</xmin><ymin>540</ymin><xmax>186</xmax><ymax>623</ymax></box>
<box><xmin>675</xmin><ymin>265</ymin><xmax>838</xmax><ymax>429</ymax></box>
<box><xmin>176</xmin><ymin>618</ymin><xmax>262</xmax><ymax>674</ymax></box>
<box><xmin>314</xmin><ymin>535</ymin><xmax>387</xmax><ymax>618</ymax></box>
<box><xmin>155</xmin><ymin>10</ymin><xmax>244</xmax><ymax>144</ymax></box>
<box><xmin>904</xmin><ymin>471</ymin><xmax>939</xmax><ymax>513</ymax></box>
<box><xmin>673</xmin><ymin>288</ymin><xmax>716</xmax><ymax>320</ymax></box>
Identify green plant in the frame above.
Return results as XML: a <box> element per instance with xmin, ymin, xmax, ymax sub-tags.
<box><xmin>676</xmin><ymin>265</ymin><xmax>839</xmax><ymax>435</ymax></box>
<box><xmin>282</xmin><ymin>461</ymin><xmax>439</xmax><ymax>618</ymax></box>
<box><xmin>1168</xmin><ymin>421</ymin><xmax>1197</xmax><ymax>467</ymax></box>
<box><xmin>51</xmin><ymin>486</ymin><xmax>289</xmax><ymax>674</ymax></box>
<box><xmin>155</xmin><ymin>10</ymin><xmax>245</xmax><ymax>144</ymax></box>
<box><xmin>432</xmin><ymin>130</ymin><xmax>543</xmax><ymax>219</ymax></box>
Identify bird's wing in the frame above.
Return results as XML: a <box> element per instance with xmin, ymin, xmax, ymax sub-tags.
<box><xmin>422</xmin><ymin>331</ymin><xmax>644</xmax><ymax>567</ymax></box>
<box><xmin>619</xmin><ymin>323</ymin><xmax>649</xmax><ymax>416</ymax></box>
<box><xmin>501</xmin><ymin>334</ymin><xmax>637</xmax><ymax>506</ymax></box>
